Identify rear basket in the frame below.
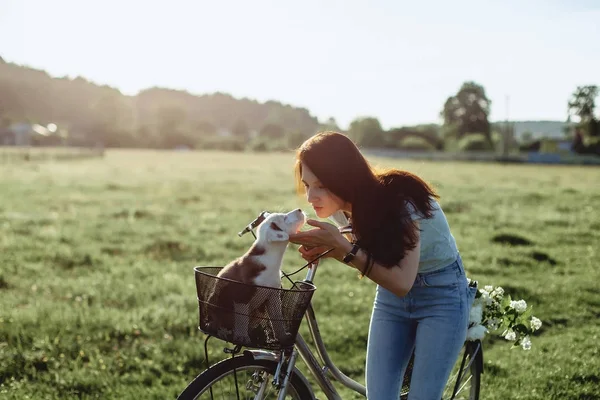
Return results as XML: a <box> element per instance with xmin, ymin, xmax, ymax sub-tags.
<box><xmin>194</xmin><ymin>266</ymin><xmax>316</xmax><ymax>350</ymax></box>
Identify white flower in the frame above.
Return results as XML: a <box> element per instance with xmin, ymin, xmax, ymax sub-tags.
<box><xmin>504</xmin><ymin>330</ymin><xmax>516</xmax><ymax>341</ymax></box>
<box><xmin>466</xmin><ymin>324</ymin><xmax>488</xmax><ymax>341</ymax></box>
<box><xmin>469</xmin><ymin>304</ymin><xmax>483</xmax><ymax>325</ymax></box>
<box><xmin>530</xmin><ymin>316</ymin><xmax>542</xmax><ymax>331</ymax></box>
<box><xmin>509</xmin><ymin>299</ymin><xmax>528</xmax><ymax>313</ymax></box>
<box><xmin>466</xmin><ymin>279</ymin><xmax>538</xmax><ymax>350</ymax></box>
<box><xmin>521</xmin><ymin>336</ymin><xmax>532</xmax><ymax>350</ymax></box>
<box><xmin>491</xmin><ymin>287</ymin><xmax>504</xmax><ymax>298</ymax></box>
<box><xmin>479</xmin><ymin>291</ymin><xmax>494</xmax><ymax>306</ymax></box>
<box><xmin>486</xmin><ymin>318</ymin><xmax>501</xmax><ymax>331</ymax></box>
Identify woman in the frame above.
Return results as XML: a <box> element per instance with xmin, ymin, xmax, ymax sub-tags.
<box><xmin>288</xmin><ymin>131</ymin><xmax>476</xmax><ymax>400</ymax></box>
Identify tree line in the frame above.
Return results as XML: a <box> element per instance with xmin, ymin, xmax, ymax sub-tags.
<box><xmin>0</xmin><ymin>59</ymin><xmax>319</xmax><ymax>150</ymax></box>
<box><xmin>0</xmin><ymin>58</ymin><xmax>598</xmax><ymax>155</ymax></box>
<box><xmin>347</xmin><ymin>82</ymin><xmax>599</xmax><ymax>155</ymax></box>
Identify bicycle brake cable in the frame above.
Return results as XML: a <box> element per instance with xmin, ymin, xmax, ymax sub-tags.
<box><xmin>281</xmin><ymin>248</ymin><xmax>335</xmax><ymax>286</ymax></box>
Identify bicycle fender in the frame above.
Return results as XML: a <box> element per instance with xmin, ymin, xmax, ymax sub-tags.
<box><xmin>243</xmin><ymin>349</ymin><xmax>280</xmax><ymax>362</ymax></box>
<box><xmin>243</xmin><ymin>349</ymin><xmax>317</xmax><ymax>399</ymax></box>
<box><xmin>471</xmin><ymin>340</ymin><xmax>484</xmax><ymax>374</ymax></box>
<box><xmin>478</xmin><ymin>342</ymin><xmax>484</xmax><ymax>374</ymax></box>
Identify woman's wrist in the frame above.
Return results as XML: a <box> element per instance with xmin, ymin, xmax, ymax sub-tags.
<box><xmin>348</xmin><ymin>249</ymin><xmax>369</xmax><ymax>272</ymax></box>
<box><xmin>336</xmin><ymin>237</ymin><xmax>354</xmax><ymax>262</ymax></box>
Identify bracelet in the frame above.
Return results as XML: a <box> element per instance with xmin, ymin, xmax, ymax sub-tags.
<box><xmin>342</xmin><ymin>243</ymin><xmax>360</xmax><ymax>264</ymax></box>
<box><xmin>365</xmin><ymin>255</ymin><xmax>375</xmax><ymax>277</ymax></box>
<box><xmin>359</xmin><ymin>251</ymin><xmax>372</xmax><ymax>279</ymax></box>
<box><xmin>359</xmin><ymin>251</ymin><xmax>376</xmax><ymax>279</ymax></box>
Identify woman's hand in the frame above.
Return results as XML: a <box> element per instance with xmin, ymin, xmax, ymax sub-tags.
<box><xmin>288</xmin><ymin>219</ymin><xmax>351</xmax><ymax>262</ymax></box>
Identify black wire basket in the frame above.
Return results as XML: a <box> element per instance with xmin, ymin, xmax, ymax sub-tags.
<box><xmin>194</xmin><ymin>266</ymin><xmax>316</xmax><ymax>350</ymax></box>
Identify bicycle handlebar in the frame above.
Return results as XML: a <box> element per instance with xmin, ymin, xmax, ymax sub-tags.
<box><xmin>237</xmin><ymin>211</ymin><xmax>355</xmax><ymax>282</ymax></box>
<box><xmin>237</xmin><ymin>210</ymin><xmax>270</xmax><ymax>237</ymax></box>
<box><xmin>239</xmin><ymin>211</ymin><xmax>353</xmax><ymax>236</ymax></box>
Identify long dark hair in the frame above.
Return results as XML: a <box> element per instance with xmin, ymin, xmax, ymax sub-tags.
<box><xmin>294</xmin><ymin>131</ymin><xmax>439</xmax><ymax>267</ymax></box>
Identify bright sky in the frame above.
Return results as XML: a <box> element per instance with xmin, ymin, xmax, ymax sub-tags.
<box><xmin>1</xmin><ymin>0</ymin><xmax>599</xmax><ymax>129</ymax></box>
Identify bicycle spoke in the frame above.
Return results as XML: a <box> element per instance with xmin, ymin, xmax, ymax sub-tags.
<box><xmin>448</xmin><ymin>354</ymin><xmax>475</xmax><ymax>390</ymax></box>
<box><xmin>441</xmin><ymin>345</ymin><xmax>480</xmax><ymax>400</ymax></box>
<box><xmin>454</xmin><ymin>374</ymin><xmax>473</xmax><ymax>396</ymax></box>
<box><xmin>194</xmin><ymin>364</ymin><xmax>301</xmax><ymax>399</ymax></box>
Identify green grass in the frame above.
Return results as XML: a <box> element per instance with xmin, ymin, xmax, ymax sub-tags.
<box><xmin>1</xmin><ymin>149</ymin><xmax>599</xmax><ymax>399</ymax></box>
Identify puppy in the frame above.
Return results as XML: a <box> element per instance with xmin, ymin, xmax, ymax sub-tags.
<box><xmin>207</xmin><ymin>209</ymin><xmax>306</xmax><ymax>344</ymax></box>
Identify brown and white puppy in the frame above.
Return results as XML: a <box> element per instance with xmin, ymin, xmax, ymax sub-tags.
<box><xmin>208</xmin><ymin>209</ymin><xmax>306</xmax><ymax>344</ymax></box>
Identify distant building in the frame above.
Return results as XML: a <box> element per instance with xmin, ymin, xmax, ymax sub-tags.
<box><xmin>539</xmin><ymin>138</ymin><xmax>573</xmax><ymax>154</ymax></box>
<box><xmin>526</xmin><ymin>137</ymin><xmax>576</xmax><ymax>164</ymax></box>
<box><xmin>1</xmin><ymin>122</ymin><xmax>57</xmax><ymax>146</ymax></box>
<box><xmin>217</xmin><ymin>128</ymin><xmax>232</xmax><ymax>137</ymax></box>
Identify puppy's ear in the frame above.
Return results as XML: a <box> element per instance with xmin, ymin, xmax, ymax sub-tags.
<box><xmin>267</xmin><ymin>230</ymin><xmax>289</xmax><ymax>242</ymax></box>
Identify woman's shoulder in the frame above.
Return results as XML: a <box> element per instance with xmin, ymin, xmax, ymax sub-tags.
<box><xmin>404</xmin><ymin>197</ymin><xmax>439</xmax><ymax>220</ymax></box>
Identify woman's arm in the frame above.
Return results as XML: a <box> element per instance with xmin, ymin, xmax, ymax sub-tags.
<box><xmin>334</xmin><ymin>228</ymin><xmax>420</xmax><ymax>297</ymax></box>
<box><xmin>289</xmin><ymin>219</ymin><xmax>421</xmax><ymax>298</ymax></box>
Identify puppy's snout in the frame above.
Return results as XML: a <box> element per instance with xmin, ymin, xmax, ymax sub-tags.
<box><xmin>294</xmin><ymin>209</ymin><xmax>307</xmax><ymax>223</ymax></box>
<box><xmin>287</xmin><ymin>209</ymin><xmax>304</xmax><ymax>218</ymax></box>
<box><xmin>285</xmin><ymin>209</ymin><xmax>306</xmax><ymax>232</ymax></box>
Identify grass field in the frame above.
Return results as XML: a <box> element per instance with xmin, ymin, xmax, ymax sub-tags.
<box><xmin>1</xmin><ymin>149</ymin><xmax>599</xmax><ymax>399</ymax></box>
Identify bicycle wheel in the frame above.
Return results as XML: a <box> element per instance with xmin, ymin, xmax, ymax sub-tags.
<box><xmin>177</xmin><ymin>353</ymin><xmax>314</xmax><ymax>400</ymax></box>
<box><xmin>441</xmin><ymin>340</ymin><xmax>482</xmax><ymax>400</ymax></box>
<box><xmin>400</xmin><ymin>340</ymin><xmax>482</xmax><ymax>400</ymax></box>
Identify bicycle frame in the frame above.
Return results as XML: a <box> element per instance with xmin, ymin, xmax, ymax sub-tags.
<box><xmin>245</xmin><ymin>260</ymin><xmax>366</xmax><ymax>400</ymax></box>
<box><xmin>277</xmin><ymin>221</ymin><xmax>365</xmax><ymax>399</ymax></box>
<box><xmin>294</xmin><ymin>262</ymin><xmax>366</xmax><ymax>399</ymax></box>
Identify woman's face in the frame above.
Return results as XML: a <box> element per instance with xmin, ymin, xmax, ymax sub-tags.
<box><xmin>300</xmin><ymin>163</ymin><xmax>349</xmax><ymax>218</ymax></box>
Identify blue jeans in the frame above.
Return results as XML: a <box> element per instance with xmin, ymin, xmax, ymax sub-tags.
<box><xmin>365</xmin><ymin>255</ymin><xmax>477</xmax><ymax>400</ymax></box>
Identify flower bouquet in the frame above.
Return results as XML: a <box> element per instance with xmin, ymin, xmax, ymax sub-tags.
<box><xmin>466</xmin><ymin>280</ymin><xmax>542</xmax><ymax>350</ymax></box>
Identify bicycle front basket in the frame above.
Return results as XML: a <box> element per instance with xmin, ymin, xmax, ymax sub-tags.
<box><xmin>194</xmin><ymin>266</ymin><xmax>316</xmax><ymax>350</ymax></box>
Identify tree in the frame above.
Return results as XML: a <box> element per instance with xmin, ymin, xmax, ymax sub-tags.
<box><xmin>89</xmin><ymin>92</ymin><xmax>134</xmax><ymax>147</ymax></box>
<box><xmin>590</xmin><ymin>118</ymin><xmax>599</xmax><ymax>137</ymax></box>
<box><xmin>568</xmin><ymin>85</ymin><xmax>598</xmax><ymax>123</ymax></box>
<box><xmin>194</xmin><ymin>120</ymin><xmax>217</xmax><ymax>136</ymax></box>
<box><xmin>347</xmin><ymin>117</ymin><xmax>384</xmax><ymax>147</ymax></box>
<box><xmin>231</xmin><ymin>119</ymin><xmax>249</xmax><ymax>137</ymax></box>
<box><xmin>259</xmin><ymin>123</ymin><xmax>285</xmax><ymax>139</ymax></box>
<box><xmin>567</xmin><ymin>86</ymin><xmax>599</xmax><ymax>146</ymax></box>
<box><xmin>157</xmin><ymin>106</ymin><xmax>186</xmax><ymax>133</ymax></box>
<box><xmin>156</xmin><ymin>105</ymin><xmax>189</xmax><ymax>148</ymax></box>
<box><xmin>441</xmin><ymin>81</ymin><xmax>493</xmax><ymax>150</ymax></box>
<box><xmin>320</xmin><ymin>117</ymin><xmax>341</xmax><ymax>132</ymax></box>
<box><xmin>387</xmin><ymin>126</ymin><xmax>443</xmax><ymax>150</ymax></box>
<box><xmin>286</xmin><ymin>131</ymin><xmax>306</xmax><ymax>148</ymax></box>
<box><xmin>567</xmin><ymin>85</ymin><xmax>600</xmax><ymax>158</ymax></box>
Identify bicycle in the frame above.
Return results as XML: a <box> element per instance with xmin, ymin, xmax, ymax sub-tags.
<box><xmin>177</xmin><ymin>211</ymin><xmax>483</xmax><ymax>399</ymax></box>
